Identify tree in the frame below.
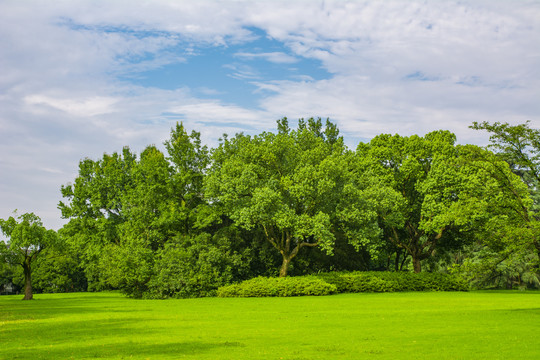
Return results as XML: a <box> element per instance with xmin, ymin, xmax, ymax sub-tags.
<box><xmin>0</xmin><ymin>212</ymin><xmax>57</xmax><ymax>300</ymax></box>
<box><xmin>436</xmin><ymin>142</ymin><xmax>539</xmax><ymax>287</ymax></box>
<box><xmin>58</xmin><ymin>147</ymin><xmax>137</xmax><ymax>290</ymax></box>
<box><xmin>470</xmin><ymin>121</ymin><xmax>540</xmax><ymax>187</ymax></box>
<box><xmin>471</xmin><ymin>121</ymin><xmax>540</xmax><ymax>263</ymax></box>
<box><xmin>59</xmin><ymin>123</ymin><xmax>214</xmax><ymax>296</ymax></box>
<box><xmin>206</xmin><ymin>118</ymin><xmax>387</xmax><ymax>277</ymax></box>
<box><xmin>458</xmin><ymin>143</ymin><xmax>539</xmax><ymax>274</ymax></box>
<box><xmin>28</xmin><ymin>245</ymin><xmax>87</xmax><ymax>293</ymax></box>
<box><xmin>165</xmin><ymin>122</ymin><xmax>209</xmax><ymax>222</ymax></box>
<box><xmin>357</xmin><ymin>130</ymin><xmax>480</xmax><ymax>272</ymax></box>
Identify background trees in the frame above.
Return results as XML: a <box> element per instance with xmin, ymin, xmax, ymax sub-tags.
<box><xmin>452</xmin><ymin>121</ymin><xmax>540</xmax><ymax>288</ymax></box>
<box><xmin>471</xmin><ymin>121</ymin><xmax>540</xmax><ymax>264</ymax></box>
<box><xmin>58</xmin><ymin>123</ymin><xmax>251</xmax><ymax>297</ymax></box>
<box><xmin>3</xmin><ymin>119</ymin><xmax>537</xmax><ymax>298</ymax></box>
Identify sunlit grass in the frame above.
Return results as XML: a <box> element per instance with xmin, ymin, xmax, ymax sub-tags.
<box><xmin>0</xmin><ymin>291</ymin><xmax>538</xmax><ymax>359</ymax></box>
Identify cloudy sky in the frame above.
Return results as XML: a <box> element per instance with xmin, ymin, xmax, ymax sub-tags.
<box><xmin>1</xmin><ymin>0</ymin><xmax>539</xmax><ymax>231</ymax></box>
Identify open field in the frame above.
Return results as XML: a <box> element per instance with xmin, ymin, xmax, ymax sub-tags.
<box><xmin>0</xmin><ymin>291</ymin><xmax>539</xmax><ymax>359</ymax></box>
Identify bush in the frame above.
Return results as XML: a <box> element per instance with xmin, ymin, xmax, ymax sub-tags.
<box><xmin>217</xmin><ymin>272</ymin><xmax>467</xmax><ymax>298</ymax></box>
<box><xmin>217</xmin><ymin>276</ymin><xmax>337</xmax><ymax>297</ymax></box>
<box><xmin>145</xmin><ymin>233</ymin><xmax>246</xmax><ymax>299</ymax></box>
<box><xmin>317</xmin><ymin>271</ymin><xmax>469</xmax><ymax>293</ymax></box>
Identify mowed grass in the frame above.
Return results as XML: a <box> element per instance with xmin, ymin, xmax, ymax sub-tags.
<box><xmin>0</xmin><ymin>291</ymin><xmax>539</xmax><ymax>359</ymax></box>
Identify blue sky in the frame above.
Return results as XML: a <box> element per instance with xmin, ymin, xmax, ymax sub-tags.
<box><xmin>1</xmin><ymin>0</ymin><xmax>539</xmax><ymax>230</ymax></box>
<box><xmin>125</xmin><ymin>26</ymin><xmax>332</xmax><ymax>108</ymax></box>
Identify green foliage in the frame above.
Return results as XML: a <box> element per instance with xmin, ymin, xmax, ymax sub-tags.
<box><xmin>58</xmin><ymin>122</ymin><xmax>214</xmax><ymax>296</ymax></box>
<box><xmin>450</xmin><ymin>245</ymin><xmax>540</xmax><ymax>290</ymax></box>
<box><xmin>47</xmin><ymin>119</ymin><xmax>540</xmax><ymax>297</ymax></box>
<box><xmin>317</xmin><ymin>271</ymin><xmax>469</xmax><ymax>293</ymax></box>
<box><xmin>0</xmin><ymin>212</ymin><xmax>58</xmax><ymax>299</ymax></box>
<box><xmin>0</xmin><ymin>242</ymin><xmax>17</xmax><ymax>293</ymax></box>
<box><xmin>357</xmin><ymin>131</ymin><xmax>469</xmax><ymax>272</ymax></box>
<box><xmin>146</xmin><ymin>233</ymin><xmax>246</xmax><ymax>298</ymax></box>
<box><xmin>470</xmin><ymin>121</ymin><xmax>540</xmax><ymax>265</ymax></box>
<box><xmin>0</xmin><ymin>212</ymin><xmax>57</xmax><ymax>253</ymax></box>
<box><xmin>206</xmin><ymin>118</ymin><xmax>389</xmax><ymax>277</ymax></box>
<box><xmin>470</xmin><ymin>121</ymin><xmax>540</xmax><ymax>190</ymax></box>
<box><xmin>218</xmin><ymin>271</ymin><xmax>467</xmax><ymax>297</ymax></box>
<box><xmin>26</xmin><ymin>247</ymin><xmax>87</xmax><ymax>293</ymax></box>
<box><xmin>217</xmin><ymin>276</ymin><xmax>337</xmax><ymax>297</ymax></box>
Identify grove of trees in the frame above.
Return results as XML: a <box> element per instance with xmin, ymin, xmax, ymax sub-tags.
<box><xmin>1</xmin><ymin>118</ymin><xmax>539</xmax><ymax>299</ymax></box>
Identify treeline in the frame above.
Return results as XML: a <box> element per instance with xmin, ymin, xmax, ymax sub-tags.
<box><xmin>2</xmin><ymin>118</ymin><xmax>540</xmax><ymax>298</ymax></box>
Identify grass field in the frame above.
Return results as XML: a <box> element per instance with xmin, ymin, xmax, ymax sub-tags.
<box><xmin>0</xmin><ymin>291</ymin><xmax>538</xmax><ymax>359</ymax></box>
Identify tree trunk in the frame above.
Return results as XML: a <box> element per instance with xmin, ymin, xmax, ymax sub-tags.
<box><xmin>22</xmin><ymin>257</ymin><xmax>33</xmax><ymax>300</ymax></box>
<box><xmin>279</xmin><ymin>256</ymin><xmax>291</xmax><ymax>277</ymax></box>
<box><xmin>412</xmin><ymin>256</ymin><xmax>422</xmax><ymax>273</ymax></box>
<box><xmin>400</xmin><ymin>253</ymin><xmax>408</xmax><ymax>271</ymax></box>
<box><xmin>394</xmin><ymin>249</ymin><xmax>401</xmax><ymax>272</ymax></box>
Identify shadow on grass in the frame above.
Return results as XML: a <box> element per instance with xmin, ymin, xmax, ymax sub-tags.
<box><xmin>6</xmin><ymin>340</ymin><xmax>245</xmax><ymax>359</ymax></box>
<box><xmin>2</xmin><ymin>317</ymin><xmax>150</xmax><ymax>337</ymax></box>
<box><xmin>474</xmin><ymin>290</ymin><xmax>540</xmax><ymax>295</ymax></box>
<box><xmin>0</xmin><ymin>294</ymin><xmax>149</xmax><ymax>322</ymax></box>
<box><xmin>2</xmin><ymin>316</ymin><xmax>243</xmax><ymax>359</ymax></box>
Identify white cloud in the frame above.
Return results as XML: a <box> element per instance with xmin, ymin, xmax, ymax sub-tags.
<box><xmin>234</xmin><ymin>51</ymin><xmax>299</xmax><ymax>64</ymax></box>
<box><xmin>24</xmin><ymin>95</ymin><xmax>119</xmax><ymax>117</ymax></box>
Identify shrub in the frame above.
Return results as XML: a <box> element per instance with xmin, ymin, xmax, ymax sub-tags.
<box><xmin>217</xmin><ymin>276</ymin><xmax>337</xmax><ymax>297</ymax></box>
<box><xmin>317</xmin><ymin>271</ymin><xmax>468</xmax><ymax>293</ymax></box>
<box><xmin>145</xmin><ymin>233</ymin><xmax>246</xmax><ymax>299</ymax></box>
<box><xmin>217</xmin><ymin>272</ymin><xmax>467</xmax><ymax>298</ymax></box>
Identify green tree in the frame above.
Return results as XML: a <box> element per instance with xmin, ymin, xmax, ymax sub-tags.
<box><xmin>439</xmin><ymin>143</ymin><xmax>538</xmax><ymax>287</ymax></box>
<box><xmin>59</xmin><ymin>123</ymin><xmax>213</xmax><ymax>296</ymax></box>
<box><xmin>59</xmin><ymin>147</ymin><xmax>137</xmax><ymax>290</ymax></box>
<box><xmin>165</xmin><ymin>122</ymin><xmax>209</xmax><ymax>231</ymax></box>
<box><xmin>357</xmin><ymin>131</ymin><xmax>479</xmax><ymax>272</ymax></box>
<box><xmin>29</xmin><ymin>246</ymin><xmax>87</xmax><ymax>293</ymax></box>
<box><xmin>0</xmin><ymin>212</ymin><xmax>57</xmax><ymax>300</ymax></box>
<box><xmin>471</xmin><ymin>121</ymin><xmax>540</xmax><ymax>262</ymax></box>
<box><xmin>206</xmin><ymin>118</ymin><xmax>387</xmax><ymax>277</ymax></box>
<box><xmin>457</xmin><ymin>144</ymin><xmax>539</xmax><ymax>277</ymax></box>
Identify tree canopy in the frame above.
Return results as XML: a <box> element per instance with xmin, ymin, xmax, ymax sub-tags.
<box><xmin>0</xmin><ymin>212</ymin><xmax>57</xmax><ymax>300</ymax></box>
<box><xmin>207</xmin><ymin>118</ymin><xmax>404</xmax><ymax>276</ymax></box>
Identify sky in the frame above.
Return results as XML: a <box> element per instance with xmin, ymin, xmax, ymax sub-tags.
<box><xmin>1</xmin><ymin>0</ymin><xmax>539</xmax><ymax>231</ymax></box>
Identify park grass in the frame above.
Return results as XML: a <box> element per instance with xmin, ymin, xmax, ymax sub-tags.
<box><xmin>0</xmin><ymin>291</ymin><xmax>539</xmax><ymax>359</ymax></box>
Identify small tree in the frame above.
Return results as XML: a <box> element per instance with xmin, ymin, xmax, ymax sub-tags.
<box><xmin>0</xmin><ymin>212</ymin><xmax>57</xmax><ymax>300</ymax></box>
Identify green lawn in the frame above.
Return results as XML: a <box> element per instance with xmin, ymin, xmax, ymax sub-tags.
<box><xmin>0</xmin><ymin>291</ymin><xmax>538</xmax><ymax>359</ymax></box>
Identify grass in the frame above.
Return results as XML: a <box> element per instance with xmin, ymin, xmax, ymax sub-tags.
<box><xmin>0</xmin><ymin>291</ymin><xmax>539</xmax><ymax>359</ymax></box>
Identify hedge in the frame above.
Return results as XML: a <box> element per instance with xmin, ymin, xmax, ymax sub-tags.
<box><xmin>217</xmin><ymin>276</ymin><xmax>337</xmax><ymax>297</ymax></box>
<box><xmin>316</xmin><ymin>271</ymin><xmax>469</xmax><ymax>293</ymax></box>
<box><xmin>217</xmin><ymin>271</ymin><xmax>468</xmax><ymax>297</ymax></box>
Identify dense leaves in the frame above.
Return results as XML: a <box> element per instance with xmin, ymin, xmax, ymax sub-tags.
<box><xmin>0</xmin><ymin>212</ymin><xmax>58</xmax><ymax>299</ymax></box>
<box><xmin>317</xmin><ymin>271</ymin><xmax>468</xmax><ymax>293</ymax></box>
<box><xmin>217</xmin><ymin>276</ymin><xmax>337</xmax><ymax>297</ymax></box>
<box><xmin>3</xmin><ymin>118</ymin><xmax>538</xmax><ymax>298</ymax></box>
<box><xmin>357</xmin><ymin>131</ymin><xmax>471</xmax><ymax>272</ymax></box>
<box><xmin>471</xmin><ymin>121</ymin><xmax>540</xmax><ymax>265</ymax></box>
<box><xmin>206</xmin><ymin>118</ymin><xmax>394</xmax><ymax>276</ymax></box>
<box><xmin>217</xmin><ymin>271</ymin><xmax>467</xmax><ymax>297</ymax></box>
